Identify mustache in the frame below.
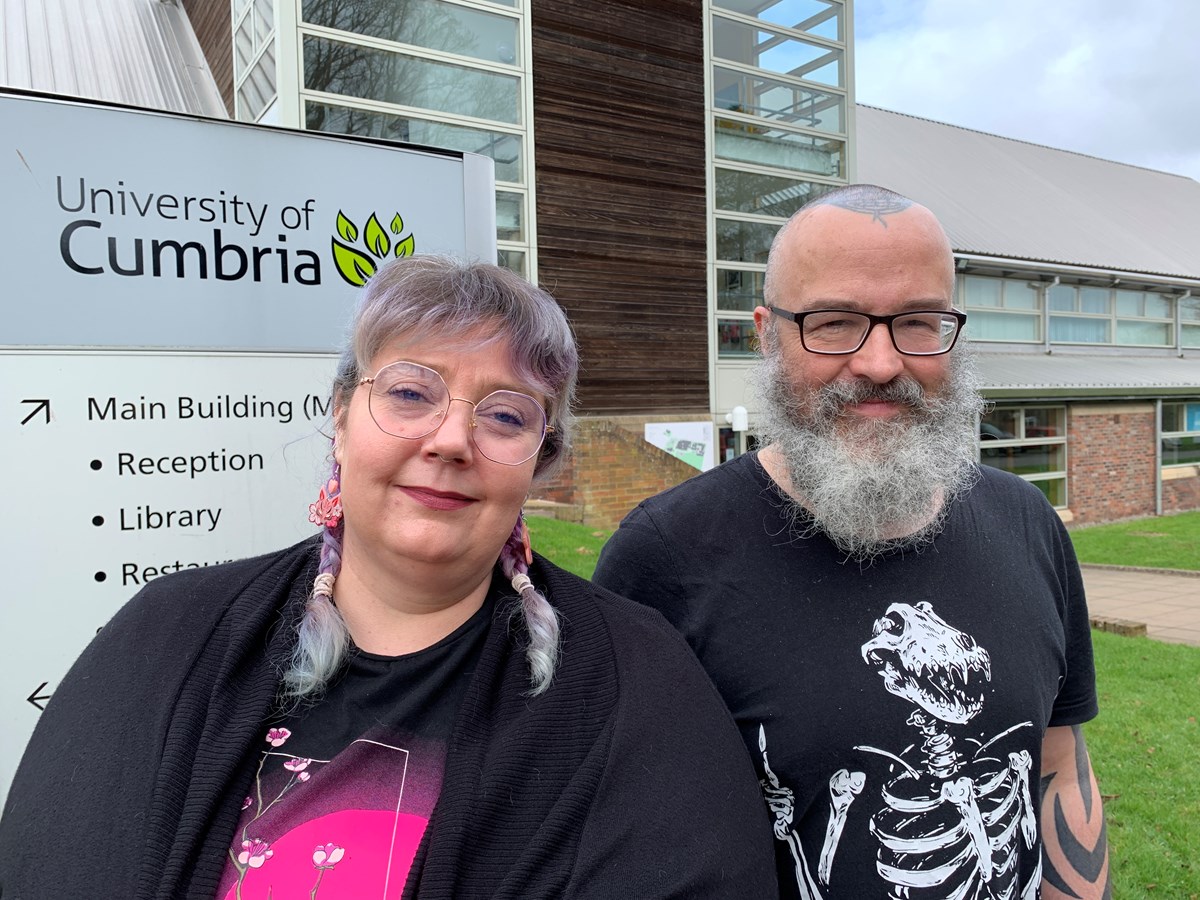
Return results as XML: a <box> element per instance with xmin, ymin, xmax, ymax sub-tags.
<box><xmin>809</xmin><ymin>376</ymin><xmax>928</xmax><ymax>422</ymax></box>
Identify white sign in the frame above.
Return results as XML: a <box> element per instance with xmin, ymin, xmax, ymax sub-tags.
<box><xmin>0</xmin><ymin>91</ymin><xmax>495</xmax><ymax>805</ymax></box>
<box><xmin>644</xmin><ymin>422</ymin><xmax>716</xmax><ymax>472</ymax></box>
<box><xmin>2</xmin><ymin>91</ymin><xmax>495</xmax><ymax>349</ymax></box>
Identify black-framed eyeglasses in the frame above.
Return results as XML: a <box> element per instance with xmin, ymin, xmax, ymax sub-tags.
<box><xmin>767</xmin><ymin>306</ymin><xmax>967</xmax><ymax>356</ymax></box>
<box><xmin>359</xmin><ymin>361</ymin><xmax>552</xmax><ymax>466</ymax></box>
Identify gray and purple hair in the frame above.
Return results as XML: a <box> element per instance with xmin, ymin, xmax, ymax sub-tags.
<box><xmin>281</xmin><ymin>255</ymin><xmax>579</xmax><ymax>702</ymax></box>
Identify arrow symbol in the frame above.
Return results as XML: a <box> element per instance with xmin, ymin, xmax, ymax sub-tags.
<box><xmin>27</xmin><ymin>681</ymin><xmax>52</xmax><ymax>710</ymax></box>
<box><xmin>20</xmin><ymin>399</ymin><xmax>51</xmax><ymax>425</ymax></box>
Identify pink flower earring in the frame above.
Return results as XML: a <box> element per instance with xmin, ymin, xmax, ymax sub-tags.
<box><xmin>308</xmin><ymin>470</ymin><xmax>342</xmax><ymax>528</ymax></box>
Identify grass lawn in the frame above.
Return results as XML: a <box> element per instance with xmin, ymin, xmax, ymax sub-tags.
<box><xmin>1068</xmin><ymin>510</ymin><xmax>1200</xmax><ymax>571</ymax></box>
<box><xmin>531</xmin><ymin>515</ymin><xmax>1200</xmax><ymax>897</ymax></box>
<box><xmin>1089</xmin><ymin>631</ymin><xmax>1200</xmax><ymax>897</ymax></box>
<box><xmin>524</xmin><ymin>515</ymin><xmax>611</xmax><ymax>579</ymax></box>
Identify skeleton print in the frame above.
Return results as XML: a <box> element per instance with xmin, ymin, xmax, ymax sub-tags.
<box><xmin>761</xmin><ymin>602</ymin><xmax>1040</xmax><ymax>899</ymax></box>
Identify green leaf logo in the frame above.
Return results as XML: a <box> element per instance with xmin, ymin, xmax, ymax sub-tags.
<box><xmin>336</xmin><ymin>211</ymin><xmax>358</xmax><ymax>242</ymax></box>
<box><xmin>332</xmin><ymin>238</ymin><xmax>376</xmax><ymax>286</ymax></box>
<box><xmin>331</xmin><ymin>209</ymin><xmax>416</xmax><ymax>286</ymax></box>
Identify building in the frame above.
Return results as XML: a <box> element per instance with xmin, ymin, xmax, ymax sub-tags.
<box><xmin>3</xmin><ymin>0</ymin><xmax>1197</xmax><ymax>526</ymax></box>
<box><xmin>857</xmin><ymin>105</ymin><xmax>1200</xmax><ymax>523</ymax></box>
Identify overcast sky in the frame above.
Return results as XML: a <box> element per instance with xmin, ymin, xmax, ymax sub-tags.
<box><xmin>852</xmin><ymin>0</ymin><xmax>1200</xmax><ymax>181</ymax></box>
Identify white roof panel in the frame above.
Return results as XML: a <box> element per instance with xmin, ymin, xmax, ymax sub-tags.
<box><xmin>976</xmin><ymin>352</ymin><xmax>1200</xmax><ymax>398</ymax></box>
<box><xmin>856</xmin><ymin>105</ymin><xmax>1200</xmax><ymax>282</ymax></box>
<box><xmin>0</xmin><ymin>0</ymin><xmax>226</xmax><ymax>117</ymax></box>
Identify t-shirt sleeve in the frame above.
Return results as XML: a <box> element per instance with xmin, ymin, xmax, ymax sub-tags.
<box><xmin>594</xmin><ymin>504</ymin><xmax>688</xmax><ymax>622</ymax></box>
<box><xmin>1048</xmin><ymin>516</ymin><xmax>1100</xmax><ymax>727</ymax></box>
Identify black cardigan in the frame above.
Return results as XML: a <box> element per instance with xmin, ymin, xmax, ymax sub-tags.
<box><xmin>0</xmin><ymin>539</ymin><xmax>778</xmax><ymax>899</ymax></box>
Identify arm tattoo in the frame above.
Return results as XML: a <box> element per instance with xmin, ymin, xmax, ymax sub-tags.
<box><xmin>1040</xmin><ymin>725</ymin><xmax>1112</xmax><ymax>899</ymax></box>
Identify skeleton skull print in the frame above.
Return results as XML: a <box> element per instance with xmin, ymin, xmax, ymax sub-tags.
<box><xmin>761</xmin><ymin>601</ymin><xmax>1040</xmax><ymax>900</ymax></box>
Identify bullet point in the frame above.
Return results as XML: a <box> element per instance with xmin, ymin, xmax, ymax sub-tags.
<box><xmin>90</xmin><ymin>459</ymin><xmax>102</xmax><ymax>470</ymax></box>
<box><xmin>92</xmin><ymin>515</ymin><xmax>104</xmax><ymax>527</ymax></box>
<box><xmin>94</xmin><ymin>571</ymin><xmax>107</xmax><ymax>582</ymax></box>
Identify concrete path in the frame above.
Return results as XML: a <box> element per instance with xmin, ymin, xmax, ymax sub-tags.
<box><xmin>1081</xmin><ymin>565</ymin><xmax>1200</xmax><ymax>647</ymax></box>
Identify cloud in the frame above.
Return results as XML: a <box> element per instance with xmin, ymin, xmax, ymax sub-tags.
<box><xmin>854</xmin><ymin>0</ymin><xmax>1200</xmax><ymax>180</ymax></box>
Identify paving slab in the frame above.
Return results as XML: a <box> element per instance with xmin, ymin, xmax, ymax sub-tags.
<box><xmin>1081</xmin><ymin>565</ymin><xmax>1200</xmax><ymax>647</ymax></box>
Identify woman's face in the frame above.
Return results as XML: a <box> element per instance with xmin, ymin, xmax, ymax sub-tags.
<box><xmin>335</xmin><ymin>328</ymin><xmax>543</xmax><ymax>585</ymax></box>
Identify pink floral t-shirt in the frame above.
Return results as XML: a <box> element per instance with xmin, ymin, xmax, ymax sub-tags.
<box><xmin>214</xmin><ymin>589</ymin><xmax>495</xmax><ymax>900</ymax></box>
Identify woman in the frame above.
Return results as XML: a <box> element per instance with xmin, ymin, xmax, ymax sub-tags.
<box><xmin>0</xmin><ymin>256</ymin><xmax>777</xmax><ymax>899</ymax></box>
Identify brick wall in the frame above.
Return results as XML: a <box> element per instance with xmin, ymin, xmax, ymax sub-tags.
<box><xmin>1067</xmin><ymin>402</ymin><xmax>1157</xmax><ymax>523</ymax></box>
<box><xmin>532</xmin><ymin>414</ymin><xmax>705</xmax><ymax>528</ymax></box>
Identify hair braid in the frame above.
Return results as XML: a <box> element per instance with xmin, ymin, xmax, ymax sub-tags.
<box><xmin>281</xmin><ymin>459</ymin><xmax>350</xmax><ymax>702</ymax></box>
<box><xmin>499</xmin><ymin>514</ymin><xmax>560</xmax><ymax>695</ymax></box>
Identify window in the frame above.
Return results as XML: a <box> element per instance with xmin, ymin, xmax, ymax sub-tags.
<box><xmin>302</xmin><ymin>37</ymin><xmax>520</xmax><ymax>123</ymax></box>
<box><xmin>1182</xmin><ymin>297</ymin><xmax>1200</xmax><ymax>348</ymax></box>
<box><xmin>1162</xmin><ymin>401</ymin><xmax>1200</xmax><ymax>467</ymax></box>
<box><xmin>960</xmin><ymin>275</ymin><xmax>1040</xmax><ymax>342</ymax></box>
<box><xmin>301</xmin><ymin>0</ymin><xmax>519</xmax><ymax>65</ymax></box>
<box><xmin>304</xmin><ymin>103</ymin><xmax>524</xmax><ymax>183</ymax></box>
<box><xmin>1048</xmin><ymin>284</ymin><xmax>1172</xmax><ymax>346</ymax></box>
<box><xmin>715</xmin><ymin>167</ymin><xmax>834</xmax><ymax>218</ymax></box>
<box><xmin>715</xmin><ymin>218</ymin><xmax>781</xmax><ymax>265</ymax></box>
<box><xmin>716</xmin><ymin>269</ymin><xmax>765</xmax><ymax>313</ymax></box>
<box><xmin>717</xmin><ymin>319</ymin><xmax>759</xmax><ymax>356</ymax></box>
<box><xmin>711</xmin><ymin>0</ymin><xmax>842</xmax><ymax>41</ymax></box>
<box><xmin>979</xmin><ymin>406</ymin><xmax>1067</xmax><ymax>507</ymax></box>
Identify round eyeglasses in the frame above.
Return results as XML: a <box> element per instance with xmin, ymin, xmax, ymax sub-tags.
<box><xmin>767</xmin><ymin>306</ymin><xmax>967</xmax><ymax>356</ymax></box>
<box><xmin>359</xmin><ymin>361</ymin><xmax>551</xmax><ymax>466</ymax></box>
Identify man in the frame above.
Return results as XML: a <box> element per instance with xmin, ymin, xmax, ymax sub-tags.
<box><xmin>594</xmin><ymin>185</ymin><xmax>1109</xmax><ymax>899</ymax></box>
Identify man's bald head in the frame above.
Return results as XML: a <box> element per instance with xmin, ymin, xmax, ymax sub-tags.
<box><xmin>763</xmin><ymin>184</ymin><xmax>955</xmax><ymax>311</ymax></box>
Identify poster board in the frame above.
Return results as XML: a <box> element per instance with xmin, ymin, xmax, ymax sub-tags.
<box><xmin>644</xmin><ymin>422</ymin><xmax>717</xmax><ymax>471</ymax></box>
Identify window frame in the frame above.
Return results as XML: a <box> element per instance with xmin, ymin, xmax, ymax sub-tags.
<box><xmin>978</xmin><ymin>404</ymin><xmax>1069</xmax><ymax>508</ymax></box>
<box><xmin>1162</xmin><ymin>400</ymin><xmax>1200</xmax><ymax>469</ymax></box>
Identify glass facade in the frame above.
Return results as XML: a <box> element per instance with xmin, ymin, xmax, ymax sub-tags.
<box><xmin>709</xmin><ymin>0</ymin><xmax>848</xmax><ymax>358</ymax></box>
<box><xmin>288</xmin><ymin>0</ymin><xmax>533</xmax><ymax>270</ymax></box>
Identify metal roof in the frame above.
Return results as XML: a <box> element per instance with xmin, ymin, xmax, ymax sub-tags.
<box><xmin>855</xmin><ymin>105</ymin><xmax>1200</xmax><ymax>283</ymax></box>
<box><xmin>975</xmin><ymin>352</ymin><xmax>1200</xmax><ymax>399</ymax></box>
<box><xmin>0</xmin><ymin>0</ymin><xmax>226</xmax><ymax>117</ymax></box>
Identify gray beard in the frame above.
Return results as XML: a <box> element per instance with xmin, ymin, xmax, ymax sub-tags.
<box><xmin>749</xmin><ymin>342</ymin><xmax>985</xmax><ymax>562</ymax></box>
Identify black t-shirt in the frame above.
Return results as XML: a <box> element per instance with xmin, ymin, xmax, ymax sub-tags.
<box><xmin>595</xmin><ymin>454</ymin><xmax>1097</xmax><ymax>900</ymax></box>
<box><xmin>213</xmin><ymin>583</ymin><xmax>496</xmax><ymax>900</ymax></box>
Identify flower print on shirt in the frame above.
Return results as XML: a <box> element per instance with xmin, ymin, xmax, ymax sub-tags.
<box><xmin>217</xmin><ymin>728</ymin><xmax>443</xmax><ymax>900</ymax></box>
<box><xmin>309</xmin><ymin>842</ymin><xmax>347</xmax><ymax>897</ymax></box>
<box><xmin>237</xmin><ymin>839</ymin><xmax>273</xmax><ymax>869</ymax></box>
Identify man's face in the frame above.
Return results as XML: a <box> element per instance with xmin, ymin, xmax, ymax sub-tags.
<box><xmin>749</xmin><ymin>202</ymin><xmax>982</xmax><ymax>560</ymax></box>
<box><xmin>753</xmin><ymin>203</ymin><xmax>957</xmax><ymax>427</ymax></box>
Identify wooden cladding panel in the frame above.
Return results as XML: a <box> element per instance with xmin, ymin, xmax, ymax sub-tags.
<box><xmin>183</xmin><ymin>0</ymin><xmax>234</xmax><ymax>116</ymax></box>
<box><xmin>532</xmin><ymin>0</ymin><xmax>709</xmax><ymax>414</ymax></box>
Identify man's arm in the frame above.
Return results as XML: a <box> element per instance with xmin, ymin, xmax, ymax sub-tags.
<box><xmin>1040</xmin><ymin>724</ymin><xmax>1111</xmax><ymax>899</ymax></box>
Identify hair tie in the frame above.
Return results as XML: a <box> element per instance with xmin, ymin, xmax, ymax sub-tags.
<box><xmin>511</xmin><ymin>573</ymin><xmax>533</xmax><ymax>595</ymax></box>
<box><xmin>313</xmin><ymin>572</ymin><xmax>336</xmax><ymax>599</ymax></box>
